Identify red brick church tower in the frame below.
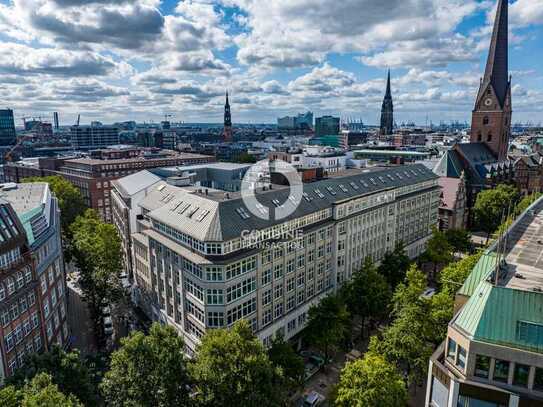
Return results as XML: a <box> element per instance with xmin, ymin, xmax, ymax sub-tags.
<box><xmin>470</xmin><ymin>0</ymin><xmax>512</xmax><ymax>161</ymax></box>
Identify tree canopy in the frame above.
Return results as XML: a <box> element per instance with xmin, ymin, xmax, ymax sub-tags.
<box><xmin>70</xmin><ymin>209</ymin><xmax>123</xmax><ymax>316</ymax></box>
<box><xmin>267</xmin><ymin>334</ymin><xmax>305</xmax><ymax>391</ymax></box>
<box><xmin>0</xmin><ymin>373</ymin><xmax>83</xmax><ymax>407</ymax></box>
<box><xmin>304</xmin><ymin>294</ymin><xmax>351</xmax><ymax>362</ymax></box>
<box><xmin>377</xmin><ymin>242</ymin><xmax>411</xmax><ymax>289</ymax></box>
<box><xmin>344</xmin><ymin>257</ymin><xmax>391</xmax><ymax>337</ymax></box>
<box><xmin>444</xmin><ymin>229</ymin><xmax>472</xmax><ymax>254</ymax></box>
<box><xmin>421</xmin><ymin>227</ymin><xmax>454</xmax><ymax>271</ymax></box>
<box><xmin>335</xmin><ymin>353</ymin><xmax>407</xmax><ymax>407</ymax></box>
<box><xmin>438</xmin><ymin>251</ymin><xmax>483</xmax><ymax>296</ymax></box>
<box><xmin>101</xmin><ymin>323</ymin><xmax>191</xmax><ymax>407</ymax></box>
<box><xmin>473</xmin><ymin>184</ymin><xmax>520</xmax><ymax>239</ymax></box>
<box><xmin>191</xmin><ymin>320</ymin><xmax>284</xmax><ymax>407</ymax></box>
<box><xmin>8</xmin><ymin>346</ymin><xmax>98</xmax><ymax>406</ymax></box>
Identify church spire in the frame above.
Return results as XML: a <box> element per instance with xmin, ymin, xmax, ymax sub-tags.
<box><xmin>380</xmin><ymin>70</ymin><xmax>393</xmax><ymax>136</ymax></box>
<box><xmin>483</xmin><ymin>0</ymin><xmax>509</xmax><ymax>107</ymax></box>
<box><xmin>223</xmin><ymin>90</ymin><xmax>232</xmax><ymax>142</ymax></box>
<box><xmin>385</xmin><ymin>69</ymin><xmax>391</xmax><ymax>99</ymax></box>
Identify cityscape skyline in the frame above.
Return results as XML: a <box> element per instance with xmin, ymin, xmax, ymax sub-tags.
<box><xmin>0</xmin><ymin>1</ymin><xmax>542</xmax><ymax>125</ymax></box>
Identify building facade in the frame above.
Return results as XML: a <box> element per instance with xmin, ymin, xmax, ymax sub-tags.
<box><xmin>426</xmin><ymin>197</ymin><xmax>543</xmax><ymax>407</ymax></box>
<box><xmin>438</xmin><ymin>175</ymin><xmax>468</xmax><ymax>231</ymax></box>
<box><xmin>0</xmin><ymin>109</ymin><xmax>16</xmax><ymax>147</ymax></box>
<box><xmin>3</xmin><ymin>151</ymin><xmax>215</xmax><ymax>223</ymax></box>
<box><xmin>71</xmin><ymin>124</ymin><xmax>120</xmax><ymax>150</ymax></box>
<box><xmin>315</xmin><ymin>116</ymin><xmax>340</xmax><ymax>138</ymax></box>
<box><xmin>470</xmin><ymin>0</ymin><xmax>511</xmax><ymax>161</ymax></box>
<box><xmin>117</xmin><ymin>164</ymin><xmax>440</xmax><ymax>354</ymax></box>
<box><xmin>0</xmin><ymin>182</ymin><xmax>67</xmax><ymax>382</ymax></box>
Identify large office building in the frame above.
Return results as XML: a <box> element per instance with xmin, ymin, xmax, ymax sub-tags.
<box><xmin>315</xmin><ymin>116</ymin><xmax>340</xmax><ymax>138</ymax></box>
<box><xmin>426</xmin><ymin>196</ymin><xmax>543</xmax><ymax>407</ymax></box>
<box><xmin>3</xmin><ymin>147</ymin><xmax>215</xmax><ymax>222</ymax></box>
<box><xmin>0</xmin><ymin>109</ymin><xmax>16</xmax><ymax>146</ymax></box>
<box><xmin>113</xmin><ymin>164</ymin><xmax>440</xmax><ymax>354</ymax></box>
<box><xmin>0</xmin><ymin>182</ymin><xmax>68</xmax><ymax>381</ymax></box>
<box><xmin>70</xmin><ymin>124</ymin><xmax>120</xmax><ymax>149</ymax></box>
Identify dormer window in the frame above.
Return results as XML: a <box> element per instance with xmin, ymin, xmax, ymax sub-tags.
<box><xmin>483</xmin><ymin>116</ymin><xmax>489</xmax><ymax>126</ymax></box>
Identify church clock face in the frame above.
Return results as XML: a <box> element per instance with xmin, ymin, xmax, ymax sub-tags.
<box><xmin>484</xmin><ymin>98</ymin><xmax>493</xmax><ymax>107</ymax></box>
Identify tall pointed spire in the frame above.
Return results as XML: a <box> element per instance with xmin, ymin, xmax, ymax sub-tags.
<box><xmin>385</xmin><ymin>69</ymin><xmax>392</xmax><ymax>98</ymax></box>
<box><xmin>223</xmin><ymin>90</ymin><xmax>232</xmax><ymax>142</ymax></box>
<box><xmin>484</xmin><ymin>0</ymin><xmax>509</xmax><ymax>107</ymax></box>
<box><xmin>380</xmin><ymin>70</ymin><xmax>393</xmax><ymax>136</ymax></box>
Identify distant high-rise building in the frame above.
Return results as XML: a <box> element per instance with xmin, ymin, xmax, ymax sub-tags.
<box><xmin>277</xmin><ymin>111</ymin><xmax>313</xmax><ymax>133</ymax></box>
<box><xmin>470</xmin><ymin>0</ymin><xmax>511</xmax><ymax>161</ymax></box>
<box><xmin>315</xmin><ymin>116</ymin><xmax>340</xmax><ymax>138</ymax></box>
<box><xmin>0</xmin><ymin>109</ymin><xmax>16</xmax><ymax>146</ymax></box>
<box><xmin>70</xmin><ymin>123</ymin><xmax>120</xmax><ymax>149</ymax></box>
<box><xmin>380</xmin><ymin>70</ymin><xmax>394</xmax><ymax>136</ymax></box>
<box><xmin>53</xmin><ymin>112</ymin><xmax>59</xmax><ymax>130</ymax></box>
<box><xmin>223</xmin><ymin>91</ymin><xmax>232</xmax><ymax>143</ymax></box>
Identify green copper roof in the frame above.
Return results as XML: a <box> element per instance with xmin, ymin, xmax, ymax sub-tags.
<box><xmin>454</xmin><ymin>281</ymin><xmax>543</xmax><ymax>353</ymax></box>
<box><xmin>17</xmin><ymin>206</ymin><xmax>42</xmax><ymax>246</ymax></box>
<box><xmin>458</xmin><ymin>251</ymin><xmax>498</xmax><ymax>297</ymax></box>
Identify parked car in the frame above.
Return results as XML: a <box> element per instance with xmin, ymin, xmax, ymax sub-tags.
<box><xmin>103</xmin><ymin>316</ymin><xmax>114</xmax><ymax>336</ymax></box>
<box><xmin>303</xmin><ymin>391</ymin><xmax>324</xmax><ymax>407</ymax></box>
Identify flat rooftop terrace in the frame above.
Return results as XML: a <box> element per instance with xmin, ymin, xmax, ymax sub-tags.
<box><xmin>502</xmin><ymin>199</ymin><xmax>543</xmax><ymax>291</ymax></box>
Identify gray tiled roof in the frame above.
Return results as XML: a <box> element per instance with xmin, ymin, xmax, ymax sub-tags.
<box><xmin>146</xmin><ymin>164</ymin><xmax>438</xmax><ymax>242</ymax></box>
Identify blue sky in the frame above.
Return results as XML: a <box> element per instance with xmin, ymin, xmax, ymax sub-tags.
<box><xmin>0</xmin><ymin>0</ymin><xmax>542</xmax><ymax>125</ymax></box>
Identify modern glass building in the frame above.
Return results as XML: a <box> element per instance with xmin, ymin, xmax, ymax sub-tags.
<box><xmin>0</xmin><ymin>110</ymin><xmax>16</xmax><ymax>146</ymax></box>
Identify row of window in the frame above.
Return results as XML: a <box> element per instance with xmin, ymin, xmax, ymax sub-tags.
<box><xmin>0</xmin><ymin>267</ymin><xmax>32</xmax><ymax>301</ymax></box>
<box><xmin>1</xmin><ymin>291</ymin><xmax>37</xmax><ymax>326</ymax></box>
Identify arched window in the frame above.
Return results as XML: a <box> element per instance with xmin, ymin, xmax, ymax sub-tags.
<box><xmin>487</xmin><ymin>133</ymin><xmax>493</xmax><ymax>142</ymax></box>
<box><xmin>483</xmin><ymin>116</ymin><xmax>489</xmax><ymax>125</ymax></box>
<box><xmin>477</xmin><ymin>133</ymin><xmax>482</xmax><ymax>142</ymax></box>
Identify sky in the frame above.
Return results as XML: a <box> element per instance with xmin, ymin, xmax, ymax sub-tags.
<box><xmin>0</xmin><ymin>0</ymin><xmax>542</xmax><ymax>125</ymax></box>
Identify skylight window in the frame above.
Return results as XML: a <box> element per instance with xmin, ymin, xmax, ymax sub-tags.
<box><xmin>339</xmin><ymin>184</ymin><xmax>348</xmax><ymax>193</ymax></box>
<box><xmin>236</xmin><ymin>207</ymin><xmax>251</xmax><ymax>220</ymax></box>
<box><xmin>272</xmin><ymin>199</ymin><xmax>281</xmax><ymax>207</ymax></box>
<box><xmin>186</xmin><ymin>207</ymin><xmax>199</xmax><ymax>218</ymax></box>
<box><xmin>361</xmin><ymin>180</ymin><xmax>369</xmax><ymax>188</ymax></box>
<box><xmin>369</xmin><ymin>178</ymin><xmax>377</xmax><ymax>185</ymax></box>
<box><xmin>326</xmin><ymin>186</ymin><xmax>336</xmax><ymax>196</ymax></box>
<box><xmin>378</xmin><ymin>176</ymin><xmax>386</xmax><ymax>183</ymax></box>
<box><xmin>314</xmin><ymin>189</ymin><xmax>325</xmax><ymax>199</ymax></box>
<box><xmin>196</xmin><ymin>210</ymin><xmax>210</xmax><ymax>222</ymax></box>
<box><xmin>303</xmin><ymin>192</ymin><xmax>313</xmax><ymax>202</ymax></box>
<box><xmin>349</xmin><ymin>182</ymin><xmax>359</xmax><ymax>190</ymax></box>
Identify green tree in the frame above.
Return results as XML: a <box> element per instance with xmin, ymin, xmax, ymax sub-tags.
<box><xmin>236</xmin><ymin>153</ymin><xmax>257</xmax><ymax>164</ymax></box>
<box><xmin>438</xmin><ymin>251</ymin><xmax>483</xmax><ymax>296</ymax></box>
<box><xmin>0</xmin><ymin>373</ymin><xmax>83</xmax><ymax>406</ymax></box>
<box><xmin>427</xmin><ymin>290</ymin><xmax>454</xmax><ymax>345</ymax></box>
<box><xmin>335</xmin><ymin>353</ymin><xmax>407</xmax><ymax>407</ymax></box>
<box><xmin>304</xmin><ymin>294</ymin><xmax>351</xmax><ymax>363</ymax></box>
<box><xmin>378</xmin><ymin>242</ymin><xmax>411</xmax><ymax>289</ymax></box>
<box><xmin>101</xmin><ymin>323</ymin><xmax>190</xmax><ymax>407</ymax></box>
<box><xmin>8</xmin><ymin>346</ymin><xmax>98</xmax><ymax>406</ymax></box>
<box><xmin>345</xmin><ymin>258</ymin><xmax>391</xmax><ymax>338</ymax></box>
<box><xmin>421</xmin><ymin>227</ymin><xmax>454</xmax><ymax>276</ymax></box>
<box><xmin>380</xmin><ymin>265</ymin><xmax>434</xmax><ymax>385</ymax></box>
<box><xmin>191</xmin><ymin>320</ymin><xmax>284</xmax><ymax>407</ymax></box>
<box><xmin>473</xmin><ymin>184</ymin><xmax>520</xmax><ymax>241</ymax></box>
<box><xmin>70</xmin><ymin>209</ymin><xmax>123</xmax><ymax>317</ymax></box>
<box><xmin>444</xmin><ymin>229</ymin><xmax>472</xmax><ymax>254</ymax></box>
<box><xmin>267</xmin><ymin>334</ymin><xmax>305</xmax><ymax>391</ymax></box>
<box><xmin>514</xmin><ymin>192</ymin><xmax>542</xmax><ymax>217</ymax></box>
